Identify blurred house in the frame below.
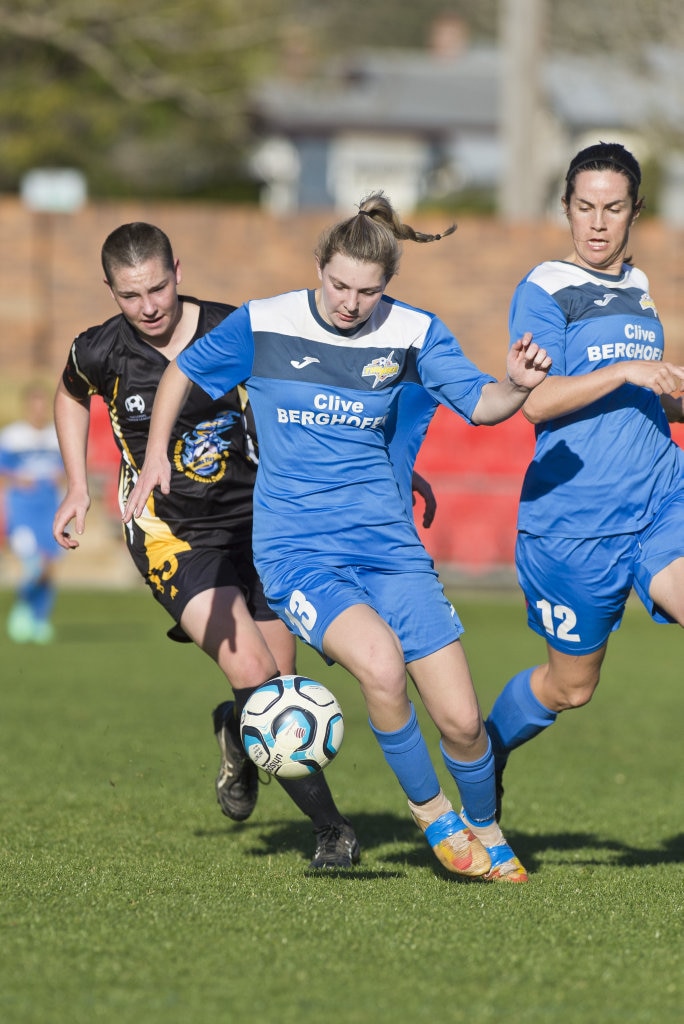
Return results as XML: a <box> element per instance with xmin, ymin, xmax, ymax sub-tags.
<box><xmin>248</xmin><ymin>23</ymin><xmax>684</xmax><ymax>221</ymax></box>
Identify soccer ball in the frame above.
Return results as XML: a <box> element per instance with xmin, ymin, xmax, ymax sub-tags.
<box><xmin>239</xmin><ymin>674</ymin><xmax>344</xmax><ymax>779</ymax></box>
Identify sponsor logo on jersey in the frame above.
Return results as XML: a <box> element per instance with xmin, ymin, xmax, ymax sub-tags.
<box><xmin>290</xmin><ymin>356</ymin><xmax>321</xmax><ymax>369</ymax></box>
<box><xmin>587</xmin><ymin>338</ymin><xmax>663</xmax><ymax>363</ymax></box>
<box><xmin>277</xmin><ymin>392</ymin><xmax>387</xmax><ymax>430</ymax></box>
<box><xmin>639</xmin><ymin>293</ymin><xmax>659</xmax><ymax>316</ymax></box>
<box><xmin>594</xmin><ymin>293</ymin><xmax>618</xmax><ymax>307</ymax></box>
<box><xmin>125</xmin><ymin>394</ymin><xmax>146</xmax><ymax>413</ymax></box>
<box><xmin>361</xmin><ymin>350</ymin><xmax>400</xmax><ymax>387</ymax></box>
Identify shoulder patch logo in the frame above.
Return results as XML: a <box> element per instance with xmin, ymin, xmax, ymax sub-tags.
<box><xmin>639</xmin><ymin>293</ymin><xmax>659</xmax><ymax>317</ymax></box>
<box><xmin>361</xmin><ymin>350</ymin><xmax>400</xmax><ymax>388</ymax></box>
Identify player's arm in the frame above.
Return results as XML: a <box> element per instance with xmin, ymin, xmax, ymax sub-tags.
<box><xmin>411</xmin><ymin>471</ymin><xmax>436</xmax><ymax>528</ymax></box>
<box><xmin>53</xmin><ymin>379</ymin><xmax>92</xmax><ymax>550</ymax></box>
<box><xmin>521</xmin><ymin>360</ymin><xmax>684</xmax><ymax>424</ymax></box>
<box><xmin>123</xmin><ymin>359</ymin><xmax>193</xmax><ymax>522</ymax></box>
<box><xmin>471</xmin><ymin>333</ymin><xmax>551</xmax><ymax>425</ymax></box>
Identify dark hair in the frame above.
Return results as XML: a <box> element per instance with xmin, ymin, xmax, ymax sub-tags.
<box><xmin>314</xmin><ymin>191</ymin><xmax>456</xmax><ymax>280</ymax></box>
<box><xmin>563</xmin><ymin>142</ymin><xmax>642</xmax><ymax>207</ymax></box>
<box><xmin>101</xmin><ymin>223</ymin><xmax>175</xmax><ymax>284</ymax></box>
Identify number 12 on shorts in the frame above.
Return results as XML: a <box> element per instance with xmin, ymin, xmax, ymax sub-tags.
<box><xmin>536</xmin><ymin>599</ymin><xmax>581</xmax><ymax>643</ymax></box>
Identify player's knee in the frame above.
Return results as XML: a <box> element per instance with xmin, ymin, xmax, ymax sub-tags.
<box><xmin>356</xmin><ymin>657</ymin><xmax>408</xmax><ymax>715</ymax></box>
<box><xmin>440</xmin><ymin>707</ymin><xmax>483</xmax><ymax>752</ymax></box>
<box><xmin>217</xmin><ymin>646</ymin><xmax>279</xmax><ymax>690</ymax></box>
<box><xmin>554</xmin><ymin>672</ymin><xmax>600</xmax><ymax>711</ymax></box>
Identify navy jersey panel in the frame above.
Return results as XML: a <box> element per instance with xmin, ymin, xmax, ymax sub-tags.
<box><xmin>511</xmin><ymin>261</ymin><xmax>684</xmax><ymax>537</ymax></box>
<box><xmin>177</xmin><ymin>289</ymin><xmax>495</xmax><ymax>585</ymax></box>
<box><xmin>62</xmin><ymin>297</ymin><xmax>258</xmax><ymax>532</ymax></box>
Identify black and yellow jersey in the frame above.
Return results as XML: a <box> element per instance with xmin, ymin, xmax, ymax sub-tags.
<box><xmin>62</xmin><ymin>297</ymin><xmax>257</xmax><ymax>535</ymax></box>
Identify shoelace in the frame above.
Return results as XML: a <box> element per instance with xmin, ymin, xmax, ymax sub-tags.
<box><xmin>314</xmin><ymin>824</ymin><xmax>345</xmax><ymax>851</ymax></box>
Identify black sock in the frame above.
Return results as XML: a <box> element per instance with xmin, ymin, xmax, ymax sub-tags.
<box><xmin>276</xmin><ymin>772</ymin><xmax>346</xmax><ymax>831</ymax></box>
<box><xmin>233</xmin><ymin>685</ymin><xmax>260</xmax><ymax>720</ymax></box>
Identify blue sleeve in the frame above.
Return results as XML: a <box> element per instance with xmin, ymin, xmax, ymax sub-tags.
<box><xmin>385</xmin><ymin>384</ymin><xmax>438</xmax><ymax>514</ymax></box>
<box><xmin>509</xmin><ymin>280</ymin><xmax>567</xmax><ymax>376</ymax></box>
<box><xmin>416</xmin><ymin>316</ymin><xmax>495</xmax><ymax>422</ymax></box>
<box><xmin>177</xmin><ymin>303</ymin><xmax>254</xmax><ymax>398</ymax></box>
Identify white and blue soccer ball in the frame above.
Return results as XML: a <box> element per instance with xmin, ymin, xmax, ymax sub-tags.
<box><xmin>240</xmin><ymin>674</ymin><xmax>344</xmax><ymax>779</ymax></box>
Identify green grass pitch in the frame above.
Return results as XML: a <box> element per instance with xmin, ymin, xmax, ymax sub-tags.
<box><xmin>1</xmin><ymin>587</ymin><xmax>681</xmax><ymax>1023</ymax></box>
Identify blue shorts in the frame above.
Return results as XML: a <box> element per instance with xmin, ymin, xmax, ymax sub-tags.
<box><xmin>516</xmin><ymin>490</ymin><xmax>684</xmax><ymax>654</ymax></box>
<box><xmin>264</xmin><ymin>562</ymin><xmax>463</xmax><ymax>663</ymax></box>
<box><xmin>8</xmin><ymin>520</ymin><xmax>61</xmax><ymax>563</ymax></box>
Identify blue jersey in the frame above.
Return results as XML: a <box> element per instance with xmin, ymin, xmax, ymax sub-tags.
<box><xmin>0</xmin><ymin>419</ymin><xmax>63</xmax><ymax>557</ymax></box>
<box><xmin>0</xmin><ymin>420</ymin><xmax>63</xmax><ymax>529</ymax></box>
<box><xmin>511</xmin><ymin>260</ymin><xmax>684</xmax><ymax>537</ymax></box>
<box><xmin>177</xmin><ymin>289</ymin><xmax>493</xmax><ymax>589</ymax></box>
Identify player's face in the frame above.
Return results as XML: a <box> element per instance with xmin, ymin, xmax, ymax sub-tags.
<box><xmin>106</xmin><ymin>257</ymin><xmax>182</xmax><ymax>346</ymax></box>
<box><xmin>562</xmin><ymin>169</ymin><xmax>641</xmax><ymax>275</ymax></box>
<box><xmin>316</xmin><ymin>253</ymin><xmax>387</xmax><ymax>331</ymax></box>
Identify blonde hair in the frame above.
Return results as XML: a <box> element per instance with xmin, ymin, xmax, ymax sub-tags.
<box><xmin>314</xmin><ymin>192</ymin><xmax>455</xmax><ymax>280</ymax></box>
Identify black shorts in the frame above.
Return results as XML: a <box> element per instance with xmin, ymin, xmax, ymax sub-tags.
<box><xmin>125</xmin><ymin>518</ymin><xmax>276</xmax><ymax>625</ymax></box>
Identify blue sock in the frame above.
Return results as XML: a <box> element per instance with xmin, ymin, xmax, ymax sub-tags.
<box><xmin>29</xmin><ymin>580</ymin><xmax>55</xmax><ymax>624</ymax></box>
<box><xmin>485</xmin><ymin>667</ymin><xmax>557</xmax><ymax>771</ymax></box>
<box><xmin>369</xmin><ymin>704</ymin><xmax>441</xmax><ymax>804</ymax></box>
<box><xmin>440</xmin><ymin>738</ymin><xmax>496</xmax><ymax>825</ymax></box>
<box><xmin>18</xmin><ymin>554</ymin><xmax>42</xmax><ymax>605</ymax></box>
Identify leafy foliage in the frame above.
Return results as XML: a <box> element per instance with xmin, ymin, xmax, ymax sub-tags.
<box><xmin>0</xmin><ymin>0</ymin><xmax>291</xmax><ymax>197</ymax></box>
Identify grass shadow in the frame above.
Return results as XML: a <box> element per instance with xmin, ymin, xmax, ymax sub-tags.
<box><xmin>508</xmin><ymin>828</ymin><xmax>684</xmax><ymax>870</ymax></box>
<box><xmin>196</xmin><ymin>813</ymin><xmax>684</xmax><ymax>875</ymax></box>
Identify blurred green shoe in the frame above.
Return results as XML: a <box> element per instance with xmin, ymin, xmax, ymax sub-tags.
<box><xmin>32</xmin><ymin>621</ymin><xmax>55</xmax><ymax>644</ymax></box>
<box><xmin>7</xmin><ymin>603</ymin><xmax>35</xmax><ymax>643</ymax></box>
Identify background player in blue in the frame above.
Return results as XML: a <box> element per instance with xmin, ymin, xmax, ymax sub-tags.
<box><xmin>126</xmin><ymin>194</ymin><xmax>551</xmax><ymax>882</ymax></box>
<box><xmin>0</xmin><ymin>382</ymin><xmax>64</xmax><ymax>643</ymax></box>
<box><xmin>484</xmin><ymin>142</ymin><xmax>684</xmax><ymax>821</ymax></box>
<box><xmin>52</xmin><ymin>222</ymin><xmax>359</xmax><ymax>870</ymax></box>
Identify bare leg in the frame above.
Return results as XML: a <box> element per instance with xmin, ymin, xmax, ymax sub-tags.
<box><xmin>180</xmin><ymin>585</ymin><xmax>279</xmax><ymax>688</ymax></box>
<box><xmin>649</xmin><ymin>556</ymin><xmax>684</xmax><ymax>625</ymax></box>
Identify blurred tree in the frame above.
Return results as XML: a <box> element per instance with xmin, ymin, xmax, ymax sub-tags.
<box><xmin>0</xmin><ymin>0</ymin><xmax>299</xmax><ymax>198</ymax></box>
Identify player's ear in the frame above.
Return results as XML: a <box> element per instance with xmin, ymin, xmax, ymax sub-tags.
<box><xmin>174</xmin><ymin>258</ymin><xmax>182</xmax><ymax>284</ymax></box>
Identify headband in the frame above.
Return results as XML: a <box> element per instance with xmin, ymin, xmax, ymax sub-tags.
<box><xmin>568</xmin><ymin>155</ymin><xmax>641</xmax><ymax>190</ymax></box>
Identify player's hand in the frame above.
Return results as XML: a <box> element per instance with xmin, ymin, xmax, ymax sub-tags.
<box><xmin>507</xmin><ymin>332</ymin><xmax>552</xmax><ymax>391</ymax></box>
<box><xmin>622</xmin><ymin>359</ymin><xmax>684</xmax><ymax>396</ymax></box>
<box><xmin>53</xmin><ymin>488</ymin><xmax>91</xmax><ymax>550</ymax></box>
<box><xmin>411</xmin><ymin>471</ymin><xmax>437</xmax><ymax>528</ymax></box>
<box><xmin>123</xmin><ymin>453</ymin><xmax>171</xmax><ymax>523</ymax></box>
